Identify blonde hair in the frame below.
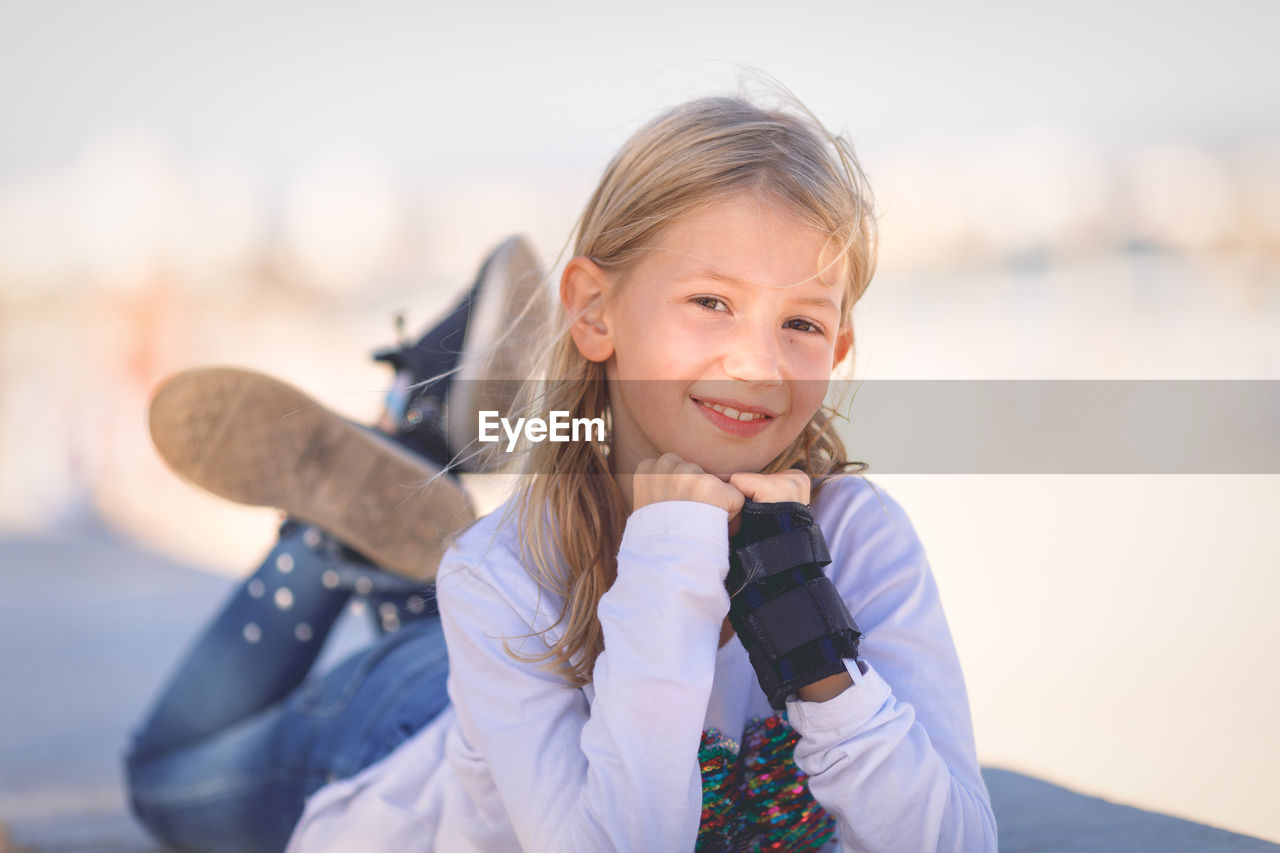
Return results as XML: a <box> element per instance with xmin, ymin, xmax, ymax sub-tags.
<box><xmin>494</xmin><ymin>93</ymin><xmax>877</xmax><ymax>687</ymax></box>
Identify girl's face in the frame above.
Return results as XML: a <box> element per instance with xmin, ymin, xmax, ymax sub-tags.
<box><xmin>568</xmin><ymin>193</ymin><xmax>852</xmax><ymax>481</ymax></box>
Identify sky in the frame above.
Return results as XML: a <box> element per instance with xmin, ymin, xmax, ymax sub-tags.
<box><xmin>1</xmin><ymin>0</ymin><xmax>1277</xmax><ymax>183</ymax></box>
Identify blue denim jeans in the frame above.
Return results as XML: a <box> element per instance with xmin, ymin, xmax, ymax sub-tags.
<box><xmin>124</xmin><ymin>523</ymin><xmax>451</xmax><ymax>853</ymax></box>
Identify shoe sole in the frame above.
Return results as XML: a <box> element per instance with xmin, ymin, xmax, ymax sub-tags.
<box><xmin>448</xmin><ymin>235</ymin><xmax>550</xmax><ymax>470</ymax></box>
<box><xmin>149</xmin><ymin>366</ymin><xmax>475</xmax><ymax>581</ymax></box>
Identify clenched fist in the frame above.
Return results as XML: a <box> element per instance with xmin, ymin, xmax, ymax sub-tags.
<box><xmin>632</xmin><ymin>453</ymin><xmax>746</xmax><ymax>520</ymax></box>
<box><xmin>632</xmin><ymin>456</ymin><xmax>814</xmax><ymax>536</ymax></box>
<box><xmin>728</xmin><ymin>469</ymin><xmax>811</xmax><ymax>506</ymax></box>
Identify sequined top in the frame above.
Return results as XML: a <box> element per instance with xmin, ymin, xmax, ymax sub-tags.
<box><xmin>697</xmin><ymin>716</ymin><xmax>837</xmax><ymax>852</ymax></box>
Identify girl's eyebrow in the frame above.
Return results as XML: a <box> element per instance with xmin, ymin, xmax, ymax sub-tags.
<box><xmin>677</xmin><ymin>268</ymin><xmax>841</xmax><ymax>313</ymax></box>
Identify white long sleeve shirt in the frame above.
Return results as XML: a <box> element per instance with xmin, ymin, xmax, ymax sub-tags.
<box><xmin>286</xmin><ymin>474</ymin><xmax>997</xmax><ymax>852</ymax></box>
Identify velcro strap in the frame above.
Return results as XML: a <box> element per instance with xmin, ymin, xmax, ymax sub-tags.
<box><xmin>739</xmin><ymin>577</ymin><xmax>859</xmax><ymax>660</ymax></box>
<box><xmin>733</xmin><ymin>526</ymin><xmax>831</xmax><ymax>583</ymax></box>
<box><xmin>742</xmin><ymin>587</ymin><xmax>833</xmax><ymax>659</ymax></box>
<box><xmin>805</xmin><ymin>577</ymin><xmax>860</xmax><ymax>637</ymax></box>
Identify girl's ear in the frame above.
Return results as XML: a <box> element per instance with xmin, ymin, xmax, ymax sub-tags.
<box><xmin>560</xmin><ymin>256</ymin><xmax>615</xmax><ymax>363</ymax></box>
<box><xmin>832</xmin><ymin>324</ymin><xmax>853</xmax><ymax>368</ymax></box>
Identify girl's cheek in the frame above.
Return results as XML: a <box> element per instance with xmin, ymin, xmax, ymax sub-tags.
<box><xmin>784</xmin><ymin>347</ymin><xmax>835</xmax><ymax>382</ymax></box>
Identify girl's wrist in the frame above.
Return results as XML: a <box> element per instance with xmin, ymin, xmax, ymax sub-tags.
<box><xmin>621</xmin><ymin>499</ymin><xmax>731</xmax><ymax>548</ymax></box>
<box><xmin>796</xmin><ymin>671</ymin><xmax>854</xmax><ymax>703</ymax></box>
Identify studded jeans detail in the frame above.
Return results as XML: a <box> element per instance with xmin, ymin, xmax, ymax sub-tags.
<box><xmin>124</xmin><ymin>521</ymin><xmax>450</xmax><ymax>853</ymax></box>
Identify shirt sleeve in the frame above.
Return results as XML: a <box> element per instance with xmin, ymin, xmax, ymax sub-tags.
<box><xmin>435</xmin><ymin>499</ymin><xmax>732</xmax><ymax>852</ymax></box>
<box><xmin>784</xmin><ymin>479</ymin><xmax>999</xmax><ymax>852</ymax></box>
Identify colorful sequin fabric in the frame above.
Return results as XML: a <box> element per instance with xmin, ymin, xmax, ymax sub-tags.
<box><xmin>696</xmin><ymin>715</ymin><xmax>837</xmax><ymax>852</ymax></box>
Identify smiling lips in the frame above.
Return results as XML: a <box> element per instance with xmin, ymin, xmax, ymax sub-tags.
<box><xmin>691</xmin><ymin>396</ymin><xmax>778</xmax><ymax>437</ymax></box>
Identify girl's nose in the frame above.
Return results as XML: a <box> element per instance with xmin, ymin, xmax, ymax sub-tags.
<box><xmin>721</xmin><ymin>321</ymin><xmax>783</xmax><ymax>385</ymax></box>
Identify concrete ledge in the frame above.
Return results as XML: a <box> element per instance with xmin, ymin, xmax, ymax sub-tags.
<box><xmin>986</xmin><ymin>767</ymin><xmax>1279</xmax><ymax>852</ymax></box>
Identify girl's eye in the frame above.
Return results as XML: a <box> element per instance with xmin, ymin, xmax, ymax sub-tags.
<box><xmin>692</xmin><ymin>296</ymin><xmax>728</xmax><ymax>312</ymax></box>
<box><xmin>785</xmin><ymin>318</ymin><xmax>825</xmax><ymax>335</ymax></box>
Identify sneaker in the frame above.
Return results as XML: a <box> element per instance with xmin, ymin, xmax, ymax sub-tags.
<box><xmin>148</xmin><ymin>366</ymin><xmax>475</xmax><ymax>581</ymax></box>
<box><xmin>374</xmin><ymin>235</ymin><xmax>548</xmax><ymax>473</ymax></box>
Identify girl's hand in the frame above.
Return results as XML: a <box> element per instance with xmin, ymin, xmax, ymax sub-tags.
<box><xmin>633</xmin><ymin>453</ymin><xmax>745</xmax><ymax>520</ymax></box>
<box><xmin>728</xmin><ymin>469</ymin><xmax>811</xmax><ymax>506</ymax></box>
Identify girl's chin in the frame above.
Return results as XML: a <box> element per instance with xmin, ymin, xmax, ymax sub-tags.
<box><xmin>664</xmin><ymin>447</ymin><xmax>777</xmax><ymax>481</ymax></box>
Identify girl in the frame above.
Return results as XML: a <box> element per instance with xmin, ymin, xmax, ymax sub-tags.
<box><xmin>290</xmin><ymin>94</ymin><xmax>997</xmax><ymax>850</ymax></box>
<box><xmin>131</xmin><ymin>92</ymin><xmax>997</xmax><ymax>852</ymax></box>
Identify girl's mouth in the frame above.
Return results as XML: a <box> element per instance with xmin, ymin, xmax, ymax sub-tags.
<box><xmin>691</xmin><ymin>396</ymin><xmax>776</xmax><ymax>437</ymax></box>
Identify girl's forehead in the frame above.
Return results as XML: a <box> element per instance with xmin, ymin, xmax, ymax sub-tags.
<box><xmin>646</xmin><ymin>195</ymin><xmax>847</xmax><ymax>292</ymax></box>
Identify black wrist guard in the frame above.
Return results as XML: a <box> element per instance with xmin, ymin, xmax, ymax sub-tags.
<box><xmin>726</xmin><ymin>500</ymin><xmax>862</xmax><ymax>709</ymax></box>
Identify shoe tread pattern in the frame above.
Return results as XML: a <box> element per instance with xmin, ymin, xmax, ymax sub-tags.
<box><xmin>149</xmin><ymin>366</ymin><xmax>474</xmax><ymax>580</ymax></box>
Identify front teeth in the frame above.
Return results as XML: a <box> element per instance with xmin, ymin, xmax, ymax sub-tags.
<box><xmin>697</xmin><ymin>399</ymin><xmax>768</xmax><ymax>422</ymax></box>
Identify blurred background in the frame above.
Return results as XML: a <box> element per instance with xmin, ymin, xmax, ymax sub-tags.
<box><xmin>1</xmin><ymin>0</ymin><xmax>1277</xmax><ymax>847</ymax></box>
